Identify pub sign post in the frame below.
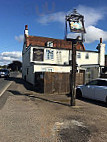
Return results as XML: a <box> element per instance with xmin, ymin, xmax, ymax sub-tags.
<box><xmin>65</xmin><ymin>9</ymin><xmax>86</xmax><ymax>106</ymax></box>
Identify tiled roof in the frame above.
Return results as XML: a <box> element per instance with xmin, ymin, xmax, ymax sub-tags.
<box><xmin>26</xmin><ymin>35</ymin><xmax>85</xmax><ymax>50</ymax></box>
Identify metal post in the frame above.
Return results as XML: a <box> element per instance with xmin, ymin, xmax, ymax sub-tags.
<box><xmin>65</xmin><ymin>16</ymin><xmax>67</xmax><ymax>39</ymax></box>
<box><xmin>70</xmin><ymin>40</ymin><xmax>77</xmax><ymax>106</ymax></box>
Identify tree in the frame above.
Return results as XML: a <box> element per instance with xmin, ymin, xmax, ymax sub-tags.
<box><xmin>8</xmin><ymin>61</ymin><xmax>22</xmax><ymax>71</ymax></box>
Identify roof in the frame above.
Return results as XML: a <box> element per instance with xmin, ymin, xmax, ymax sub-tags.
<box><xmin>95</xmin><ymin>78</ymin><xmax>107</xmax><ymax>81</ymax></box>
<box><xmin>26</xmin><ymin>35</ymin><xmax>85</xmax><ymax>50</ymax></box>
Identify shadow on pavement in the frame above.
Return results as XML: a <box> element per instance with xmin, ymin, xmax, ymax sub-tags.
<box><xmin>5</xmin><ymin>76</ymin><xmax>107</xmax><ymax>108</ymax></box>
<box><xmin>8</xmin><ymin>90</ymin><xmax>70</xmax><ymax>107</ymax></box>
<box><xmin>66</xmin><ymin>92</ymin><xmax>107</xmax><ymax>108</ymax></box>
<box><xmin>5</xmin><ymin>76</ymin><xmax>34</xmax><ymax>91</ymax></box>
<box><xmin>6</xmin><ymin>76</ymin><xmax>70</xmax><ymax>107</ymax></box>
<box><xmin>77</xmin><ymin>97</ymin><xmax>107</xmax><ymax>108</ymax></box>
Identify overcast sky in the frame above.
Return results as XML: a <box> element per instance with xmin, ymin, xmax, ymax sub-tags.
<box><xmin>0</xmin><ymin>0</ymin><xmax>107</xmax><ymax>65</ymax></box>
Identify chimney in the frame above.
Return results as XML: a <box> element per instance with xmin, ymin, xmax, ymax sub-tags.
<box><xmin>100</xmin><ymin>38</ymin><xmax>102</xmax><ymax>43</ymax></box>
<box><xmin>98</xmin><ymin>37</ymin><xmax>105</xmax><ymax>66</ymax></box>
<box><xmin>24</xmin><ymin>25</ymin><xmax>28</xmax><ymax>37</ymax></box>
<box><xmin>25</xmin><ymin>25</ymin><xmax>28</xmax><ymax>30</ymax></box>
<box><xmin>24</xmin><ymin>25</ymin><xmax>29</xmax><ymax>47</ymax></box>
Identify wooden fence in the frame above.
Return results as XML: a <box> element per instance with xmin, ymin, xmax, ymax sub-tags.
<box><xmin>35</xmin><ymin>72</ymin><xmax>84</xmax><ymax>94</ymax></box>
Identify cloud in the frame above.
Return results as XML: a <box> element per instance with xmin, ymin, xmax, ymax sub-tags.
<box><xmin>15</xmin><ymin>35</ymin><xmax>24</xmax><ymax>43</ymax></box>
<box><xmin>37</xmin><ymin>12</ymin><xmax>65</xmax><ymax>24</ymax></box>
<box><xmin>38</xmin><ymin>5</ymin><xmax>106</xmax><ymax>26</ymax></box>
<box><xmin>76</xmin><ymin>5</ymin><xmax>106</xmax><ymax>27</ymax></box>
<box><xmin>85</xmin><ymin>26</ymin><xmax>107</xmax><ymax>43</ymax></box>
<box><xmin>67</xmin><ymin>26</ymin><xmax>107</xmax><ymax>43</ymax></box>
<box><xmin>37</xmin><ymin>5</ymin><xmax>107</xmax><ymax>43</ymax></box>
<box><xmin>0</xmin><ymin>51</ymin><xmax>22</xmax><ymax>65</ymax></box>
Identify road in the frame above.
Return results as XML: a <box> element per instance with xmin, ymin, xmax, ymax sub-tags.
<box><xmin>0</xmin><ymin>73</ymin><xmax>107</xmax><ymax>142</ymax></box>
<box><xmin>0</xmin><ymin>72</ymin><xmax>19</xmax><ymax>96</ymax></box>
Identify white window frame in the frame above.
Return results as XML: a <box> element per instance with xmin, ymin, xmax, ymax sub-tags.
<box><xmin>85</xmin><ymin>53</ymin><xmax>89</xmax><ymax>59</ymax></box>
<box><xmin>46</xmin><ymin>49</ymin><xmax>54</xmax><ymax>60</ymax></box>
<box><xmin>47</xmin><ymin>41</ymin><xmax>53</xmax><ymax>47</ymax></box>
<box><xmin>77</xmin><ymin>52</ymin><xmax>81</xmax><ymax>58</ymax></box>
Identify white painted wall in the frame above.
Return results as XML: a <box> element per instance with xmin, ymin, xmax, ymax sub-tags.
<box><xmin>26</xmin><ymin>65</ymin><xmax>35</xmax><ymax>84</ymax></box>
<box><xmin>30</xmin><ymin>47</ymin><xmax>69</xmax><ymax>65</ymax></box>
<box><xmin>34</xmin><ymin>65</ymin><xmax>71</xmax><ymax>73</ymax></box>
<box><xmin>30</xmin><ymin>46</ymin><xmax>101</xmax><ymax>66</ymax></box>
<box><xmin>22</xmin><ymin>45</ymin><xmax>105</xmax><ymax>85</ymax></box>
<box><xmin>22</xmin><ymin>48</ymin><xmax>31</xmax><ymax>79</ymax></box>
<box><xmin>76</xmin><ymin>51</ymin><xmax>99</xmax><ymax>66</ymax></box>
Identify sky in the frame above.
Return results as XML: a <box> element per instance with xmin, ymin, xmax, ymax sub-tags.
<box><xmin>0</xmin><ymin>0</ymin><xmax>107</xmax><ymax>65</ymax></box>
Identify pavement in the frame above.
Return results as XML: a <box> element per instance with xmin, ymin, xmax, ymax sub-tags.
<box><xmin>0</xmin><ymin>72</ymin><xmax>19</xmax><ymax>96</ymax></box>
<box><xmin>0</xmin><ymin>73</ymin><xmax>107</xmax><ymax>142</ymax></box>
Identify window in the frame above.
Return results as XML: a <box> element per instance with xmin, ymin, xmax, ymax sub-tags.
<box><xmin>86</xmin><ymin>79</ymin><xmax>107</xmax><ymax>87</ymax></box>
<box><xmin>86</xmin><ymin>80</ymin><xmax>98</xmax><ymax>85</ymax></box>
<box><xmin>56</xmin><ymin>50</ymin><xmax>62</xmax><ymax>64</ymax></box>
<box><xmin>77</xmin><ymin>52</ymin><xmax>81</xmax><ymax>58</ymax></box>
<box><xmin>85</xmin><ymin>53</ymin><xmax>89</xmax><ymax>59</ymax></box>
<box><xmin>97</xmin><ymin>80</ymin><xmax>107</xmax><ymax>87</ymax></box>
<box><xmin>46</xmin><ymin>49</ymin><xmax>54</xmax><ymax>60</ymax></box>
<box><xmin>46</xmin><ymin>41</ymin><xmax>53</xmax><ymax>47</ymax></box>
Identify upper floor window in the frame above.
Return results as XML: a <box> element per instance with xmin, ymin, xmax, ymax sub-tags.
<box><xmin>46</xmin><ymin>41</ymin><xmax>53</xmax><ymax>47</ymax></box>
<box><xmin>77</xmin><ymin>52</ymin><xmax>81</xmax><ymax>58</ymax></box>
<box><xmin>56</xmin><ymin>50</ymin><xmax>62</xmax><ymax>64</ymax></box>
<box><xmin>85</xmin><ymin>53</ymin><xmax>89</xmax><ymax>59</ymax></box>
<box><xmin>46</xmin><ymin>49</ymin><xmax>54</xmax><ymax>60</ymax></box>
<box><xmin>80</xmin><ymin>46</ymin><xmax>82</xmax><ymax>50</ymax></box>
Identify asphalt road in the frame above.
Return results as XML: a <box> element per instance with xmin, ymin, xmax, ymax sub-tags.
<box><xmin>0</xmin><ymin>72</ymin><xmax>19</xmax><ymax>96</ymax></box>
<box><xmin>0</xmin><ymin>73</ymin><xmax>107</xmax><ymax>142</ymax></box>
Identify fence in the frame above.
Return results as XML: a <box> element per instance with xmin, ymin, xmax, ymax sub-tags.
<box><xmin>35</xmin><ymin>72</ymin><xmax>84</xmax><ymax>94</ymax></box>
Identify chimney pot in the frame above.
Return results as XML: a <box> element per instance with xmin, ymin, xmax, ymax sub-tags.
<box><xmin>100</xmin><ymin>38</ymin><xmax>102</xmax><ymax>43</ymax></box>
<box><xmin>25</xmin><ymin>25</ymin><xmax>28</xmax><ymax>30</ymax></box>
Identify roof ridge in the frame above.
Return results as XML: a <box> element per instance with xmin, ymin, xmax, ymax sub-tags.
<box><xmin>28</xmin><ymin>35</ymin><xmax>67</xmax><ymax>41</ymax></box>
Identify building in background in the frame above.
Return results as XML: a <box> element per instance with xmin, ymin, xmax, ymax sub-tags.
<box><xmin>22</xmin><ymin>25</ymin><xmax>105</xmax><ymax>89</ymax></box>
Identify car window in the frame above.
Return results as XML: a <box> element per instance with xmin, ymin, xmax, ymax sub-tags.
<box><xmin>0</xmin><ymin>69</ymin><xmax>9</xmax><ymax>73</ymax></box>
<box><xmin>97</xmin><ymin>80</ymin><xmax>107</xmax><ymax>87</ymax></box>
<box><xmin>86</xmin><ymin>80</ymin><xmax>98</xmax><ymax>86</ymax></box>
<box><xmin>1</xmin><ymin>70</ymin><xmax>6</xmax><ymax>72</ymax></box>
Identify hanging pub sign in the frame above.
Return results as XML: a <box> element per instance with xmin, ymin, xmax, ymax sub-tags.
<box><xmin>69</xmin><ymin>19</ymin><xmax>85</xmax><ymax>33</ymax></box>
<box><xmin>66</xmin><ymin>9</ymin><xmax>86</xmax><ymax>34</ymax></box>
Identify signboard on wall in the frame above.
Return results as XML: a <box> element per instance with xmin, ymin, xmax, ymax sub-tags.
<box><xmin>33</xmin><ymin>48</ymin><xmax>44</xmax><ymax>61</ymax></box>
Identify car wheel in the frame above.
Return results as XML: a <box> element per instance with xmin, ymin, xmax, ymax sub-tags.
<box><xmin>76</xmin><ymin>89</ymin><xmax>82</xmax><ymax>99</ymax></box>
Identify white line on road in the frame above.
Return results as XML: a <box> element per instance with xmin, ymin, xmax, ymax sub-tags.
<box><xmin>0</xmin><ymin>81</ymin><xmax>13</xmax><ymax>97</ymax></box>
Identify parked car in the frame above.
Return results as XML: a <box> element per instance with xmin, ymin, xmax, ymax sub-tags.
<box><xmin>0</xmin><ymin>69</ymin><xmax>10</xmax><ymax>78</ymax></box>
<box><xmin>76</xmin><ymin>78</ymin><xmax>107</xmax><ymax>103</ymax></box>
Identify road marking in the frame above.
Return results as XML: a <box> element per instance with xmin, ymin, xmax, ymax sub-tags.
<box><xmin>0</xmin><ymin>81</ymin><xmax>13</xmax><ymax>97</ymax></box>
